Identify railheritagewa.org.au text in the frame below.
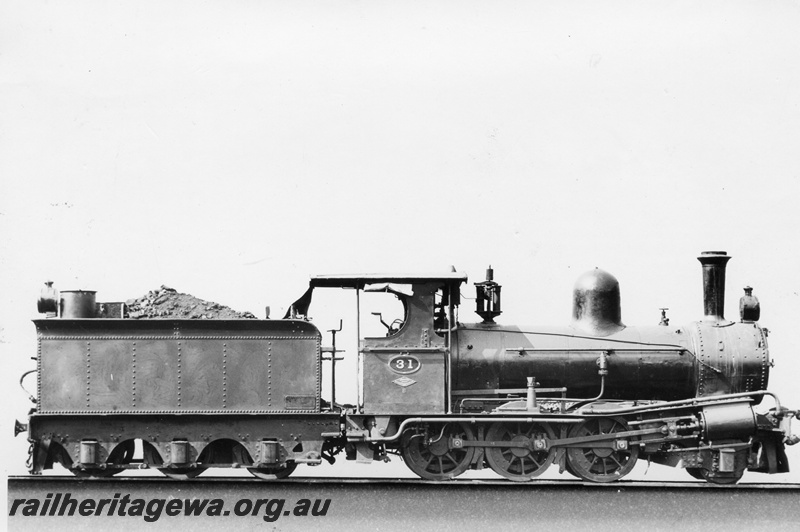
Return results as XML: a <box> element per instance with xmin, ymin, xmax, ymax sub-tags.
<box><xmin>9</xmin><ymin>492</ymin><xmax>331</xmax><ymax>522</ymax></box>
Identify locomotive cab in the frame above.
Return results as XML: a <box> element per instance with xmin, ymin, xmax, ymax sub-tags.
<box><xmin>304</xmin><ymin>273</ymin><xmax>467</xmax><ymax>415</ymax></box>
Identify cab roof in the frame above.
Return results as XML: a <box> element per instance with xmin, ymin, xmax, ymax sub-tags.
<box><xmin>309</xmin><ymin>273</ymin><xmax>468</xmax><ymax>289</ymax></box>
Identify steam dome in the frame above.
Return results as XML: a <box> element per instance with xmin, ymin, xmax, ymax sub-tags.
<box><xmin>572</xmin><ymin>268</ymin><xmax>625</xmax><ymax>337</ymax></box>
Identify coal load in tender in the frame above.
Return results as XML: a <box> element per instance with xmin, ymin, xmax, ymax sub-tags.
<box><xmin>124</xmin><ymin>285</ymin><xmax>256</xmax><ymax>319</ymax></box>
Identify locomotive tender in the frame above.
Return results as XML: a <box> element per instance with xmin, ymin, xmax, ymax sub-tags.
<box><xmin>17</xmin><ymin>251</ymin><xmax>799</xmax><ymax>483</ymax></box>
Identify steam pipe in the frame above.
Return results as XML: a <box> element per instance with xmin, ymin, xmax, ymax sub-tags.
<box><xmin>582</xmin><ymin>390</ymin><xmax>782</xmax><ymax>415</ymax></box>
<box><xmin>353</xmin><ymin>416</ymin><xmax>584</xmax><ymax>443</ymax></box>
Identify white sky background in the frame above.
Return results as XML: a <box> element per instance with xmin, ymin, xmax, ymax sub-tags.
<box><xmin>1</xmin><ymin>1</ymin><xmax>800</xmax><ymax>482</ymax></box>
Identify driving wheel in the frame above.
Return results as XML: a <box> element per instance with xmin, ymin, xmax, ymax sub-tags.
<box><xmin>566</xmin><ymin>417</ymin><xmax>639</xmax><ymax>483</ymax></box>
<box><xmin>484</xmin><ymin>421</ymin><xmax>555</xmax><ymax>481</ymax></box>
<box><xmin>401</xmin><ymin>423</ymin><xmax>475</xmax><ymax>480</ymax></box>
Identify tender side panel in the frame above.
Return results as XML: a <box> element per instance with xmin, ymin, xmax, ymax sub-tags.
<box><xmin>183</xmin><ymin>339</ymin><xmax>224</xmax><ymax>409</ymax></box>
<box><xmin>266</xmin><ymin>337</ymin><xmax>320</xmax><ymax>410</ymax></box>
<box><xmin>36</xmin><ymin>319</ymin><xmax>321</xmax><ymax>414</ymax></box>
<box><xmin>39</xmin><ymin>339</ymin><xmax>86</xmax><ymax>412</ymax></box>
<box><xmin>135</xmin><ymin>337</ymin><xmax>179</xmax><ymax>410</ymax></box>
<box><xmin>88</xmin><ymin>339</ymin><xmax>134</xmax><ymax>411</ymax></box>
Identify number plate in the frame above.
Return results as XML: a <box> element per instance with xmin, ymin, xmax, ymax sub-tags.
<box><xmin>388</xmin><ymin>354</ymin><xmax>421</xmax><ymax>375</ymax></box>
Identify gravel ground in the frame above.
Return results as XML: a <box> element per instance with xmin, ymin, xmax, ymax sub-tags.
<box><xmin>124</xmin><ymin>286</ymin><xmax>256</xmax><ymax>319</ymax></box>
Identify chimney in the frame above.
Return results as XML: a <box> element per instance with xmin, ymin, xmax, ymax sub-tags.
<box><xmin>697</xmin><ymin>251</ymin><xmax>731</xmax><ymax>322</ymax></box>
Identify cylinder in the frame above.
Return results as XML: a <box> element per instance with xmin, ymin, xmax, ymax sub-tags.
<box><xmin>80</xmin><ymin>440</ymin><xmax>98</xmax><ymax>466</ymax></box>
<box><xmin>701</xmin><ymin>402</ymin><xmax>756</xmax><ymax>441</ymax></box>
<box><xmin>60</xmin><ymin>290</ymin><xmax>97</xmax><ymax>318</ymax></box>
<box><xmin>170</xmin><ymin>440</ymin><xmax>189</xmax><ymax>465</ymax></box>
<box><xmin>698</xmin><ymin>252</ymin><xmax>730</xmax><ymax>322</ymax></box>
<box><xmin>260</xmin><ymin>440</ymin><xmax>279</xmax><ymax>465</ymax></box>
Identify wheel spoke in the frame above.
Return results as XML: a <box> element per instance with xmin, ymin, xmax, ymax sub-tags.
<box><xmin>485</xmin><ymin>422</ymin><xmax>554</xmax><ymax>481</ymax></box>
<box><xmin>566</xmin><ymin>417</ymin><xmax>639</xmax><ymax>483</ymax></box>
<box><xmin>400</xmin><ymin>423</ymin><xmax>475</xmax><ymax>480</ymax></box>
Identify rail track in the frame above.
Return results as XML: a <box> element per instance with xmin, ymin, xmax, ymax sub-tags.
<box><xmin>9</xmin><ymin>474</ymin><xmax>800</xmax><ymax>488</ymax></box>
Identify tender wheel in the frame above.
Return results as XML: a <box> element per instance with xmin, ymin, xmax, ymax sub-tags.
<box><xmin>158</xmin><ymin>467</ymin><xmax>206</xmax><ymax>480</ymax></box>
<box><xmin>248</xmin><ymin>462</ymin><xmax>298</xmax><ymax>480</ymax></box>
<box><xmin>566</xmin><ymin>417</ymin><xmax>639</xmax><ymax>483</ymax></box>
<box><xmin>69</xmin><ymin>440</ymin><xmax>133</xmax><ymax>478</ymax></box>
<box><xmin>143</xmin><ymin>442</ymin><xmax>206</xmax><ymax>480</ymax></box>
<box><xmin>401</xmin><ymin>423</ymin><xmax>475</xmax><ymax>480</ymax></box>
<box><xmin>70</xmin><ymin>467</ymin><xmax>123</xmax><ymax>478</ymax></box>
<box><xmin>484</xmin><ymin>422</ymin><xmax>555</xmax><ymax>481</ymax></box>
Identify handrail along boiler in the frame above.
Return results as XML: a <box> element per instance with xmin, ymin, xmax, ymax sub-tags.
<box><xmin>17</xmin><ymin>251</ymin><xmax>799</xmax><ymax>483</ymax></box>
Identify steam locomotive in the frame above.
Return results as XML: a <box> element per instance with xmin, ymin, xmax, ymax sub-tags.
<box><xmin>17</xmin><ymin>251</ymin><xmax>799</xmax><ymax>484</ymax></box>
